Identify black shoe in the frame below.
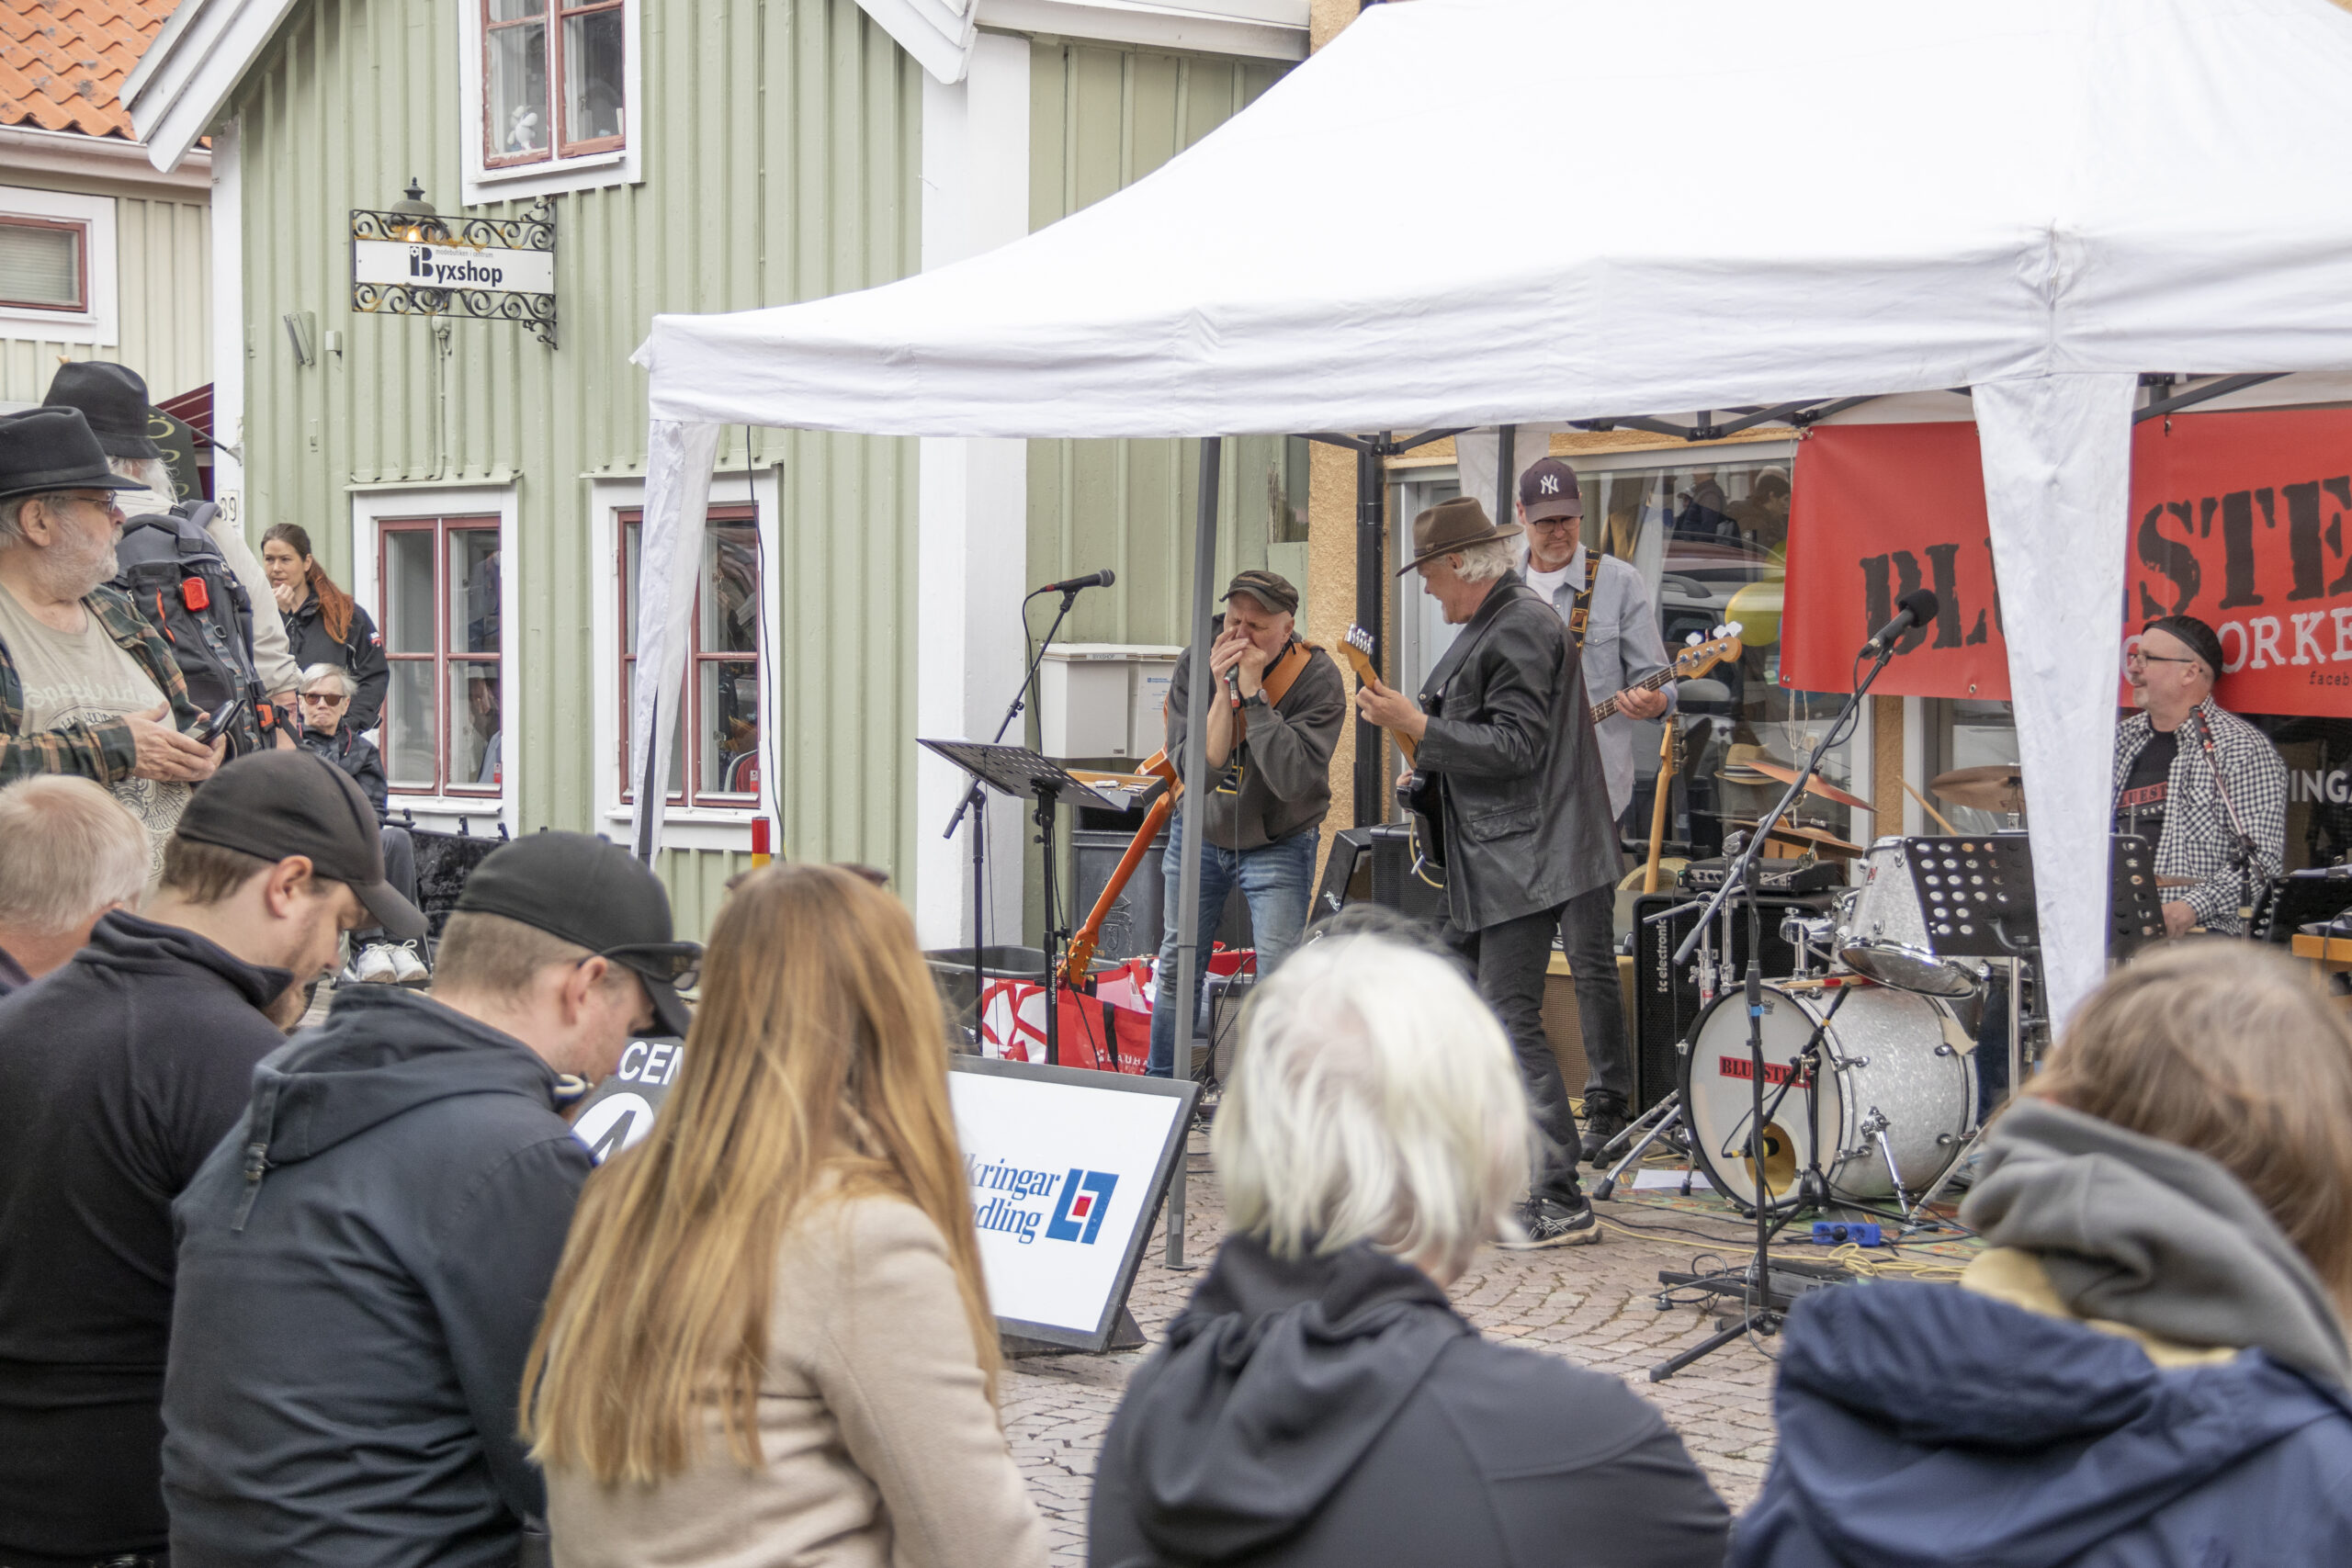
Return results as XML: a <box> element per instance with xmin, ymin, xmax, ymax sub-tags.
<box><xmin>1500</xmin><ymin>1193</ymin><xmax>1600</xmax><ymax>1249</ymax></box>
<box><xmin>1579</xmin><ymin>1100</ymin><xmax>1630</xmax><ymax>1167</ymax></box>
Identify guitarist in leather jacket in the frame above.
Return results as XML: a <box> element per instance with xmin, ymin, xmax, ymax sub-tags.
<box><xmin>1148</xmin><ymin>570</ymin><xmax>1346</xmax><ymax>1078</ymax></box>
<box><xmin>1356</xmin><ymin>498</ymin><xmax>1621</xmax><ymax>1247</ymax></box>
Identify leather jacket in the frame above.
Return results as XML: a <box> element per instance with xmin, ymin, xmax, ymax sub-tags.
<box><xmin>1413</xmin><ymin>573</ymin><xmax>1621</xmax><ymax>931</ymax></box>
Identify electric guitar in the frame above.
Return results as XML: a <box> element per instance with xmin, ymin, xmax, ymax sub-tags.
<box><xmin>1593</xmin><ymin>626</ymin><xmax>1743</xmax><ymax>723</ymax></box>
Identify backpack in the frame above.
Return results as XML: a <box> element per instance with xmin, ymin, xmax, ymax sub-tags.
<box><xmin>110</xmin><ymin>502</ymin><xmax>279</xmax><ymax>756</ymax></box>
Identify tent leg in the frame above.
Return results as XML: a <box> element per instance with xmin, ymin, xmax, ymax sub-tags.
<box><xmin>1351</xmin><ymin>441</ymin><xmax>1387</xmax><ymax>828</ymax></box>
<box><xmin>1168</xmin><ymin>434</ymin><xmax>1223</xmax><ymax>1270</ymax></box>
<box><xmin>1494</xmin><ymin>423</ymin><xmax>1516</xmax><ymax>535</ymax></box>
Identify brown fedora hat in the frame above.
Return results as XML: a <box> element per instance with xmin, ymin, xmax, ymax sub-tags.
<box><xmin>1396</xmin><ymin>495</ymin><xmax>1522</xmax><ymax>575</ymax></box>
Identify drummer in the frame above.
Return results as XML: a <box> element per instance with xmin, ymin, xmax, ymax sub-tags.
<box><xmin>2112</xmin><ymin>615</ymin><xmax>2286</xmax><ymax>938</ymax></box>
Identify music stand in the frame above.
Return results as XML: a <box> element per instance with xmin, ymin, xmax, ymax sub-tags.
<box><xmin>920</xmin><ymin>739</ymin><xmax>1130</xmax><ymax>1067</ymax></box>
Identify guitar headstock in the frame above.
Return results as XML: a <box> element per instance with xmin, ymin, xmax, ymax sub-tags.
<box><xmin>1341</xmin><ymin>625</ymin><xmax>1381</xmax><ymax>685</ymax></box>
<box><xmin>1674</xmin><ymin>623</ymin><xmax>1745</xmax><ymax>680</ymax></box>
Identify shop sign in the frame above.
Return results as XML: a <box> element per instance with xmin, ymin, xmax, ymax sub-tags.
<box><xmin>1781</xmin><ymin>410</ymin><xmax>2352</xmax><ymax>716</ymax></box>
<box><xmin>349</xmin><ymin>200</ymin><xmax>556</xmax><ymax>348</ymax></box>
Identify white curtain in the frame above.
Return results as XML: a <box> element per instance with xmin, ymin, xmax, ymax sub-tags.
<box><xmin>1973</xmin><ymin>374</ymin><xmax>2136</xmax><ymax>1027</ymax></box>
<box><xmin>629</xmin><ymin>419</ymin><xmax>722</xmax><ymax>862</ymax></box>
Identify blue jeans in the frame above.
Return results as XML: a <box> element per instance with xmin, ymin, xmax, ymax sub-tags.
<box><xmin>1147</xmin><ymin>815</ymin><xmax>1319</xmax><ymax>1077</ymax></box>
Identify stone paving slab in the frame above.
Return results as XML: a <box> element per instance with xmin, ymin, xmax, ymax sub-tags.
<box><xmin>1003</xmin><ymin>1130</ymin><xmax>1799</xmax><ymax>1567</ymax></box>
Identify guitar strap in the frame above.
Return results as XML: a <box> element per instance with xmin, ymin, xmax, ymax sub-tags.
<box><xmin>1566</xmin><ymin>550</ymin><xmax>1601</xmax><ymax>650</ymax></box>
<box><xmin>1259</xmin><ymin>641</ymin><xmax>1316</xmax><ymax>707</ymax></box>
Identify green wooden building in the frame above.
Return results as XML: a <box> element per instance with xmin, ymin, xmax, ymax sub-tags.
<box><xmin>124</xmin><ymin>0</ymin><xmax>1304</xmax><ymax>942</ymax></box>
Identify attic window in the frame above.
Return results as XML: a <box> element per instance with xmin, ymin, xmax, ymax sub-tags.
<box><xmin>0</xmin><ymin>217</ymin><xmax>87</xmax><ymax>312</ymax></box>
<box><xmin>482</xmin><ymin>0</ymin><xmax>627</xmax><ymax>167</ymax></box>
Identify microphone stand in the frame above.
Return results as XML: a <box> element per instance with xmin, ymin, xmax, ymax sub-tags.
<box><xmin>2191</xmin><ymin>704</ymin><xmax>2261</xmax><ymax>931</ymax></box>
<box><xmin>1650</xmin><ymin>634</ymin><xmax>1896</xmax><ymax>1382</ymax></box>
<box><xmin>943</xmin><ymin>584</ymin><xmax>1088</xmax><ymax>1046</ymax></box>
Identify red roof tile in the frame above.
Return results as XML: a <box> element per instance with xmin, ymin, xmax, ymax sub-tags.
<box><xmin>0</xmin><ymin>0</ymin><xmax>180</xmax><ymax>141</ymax></box>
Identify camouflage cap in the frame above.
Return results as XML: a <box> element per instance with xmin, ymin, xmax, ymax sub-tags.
<box><xmin>1221</xmin><ymin>569</ymin><xmax>1299</xmax><ymax>616</ymax></box>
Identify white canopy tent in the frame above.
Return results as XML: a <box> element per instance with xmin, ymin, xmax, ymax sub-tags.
<box><xmin>632</xmin><ymin>0</ymin><xmax>2352</xmax><ymax>1026</ymax></box>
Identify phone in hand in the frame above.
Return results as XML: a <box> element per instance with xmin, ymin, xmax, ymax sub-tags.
<box><xmin>196</xmin><ymin>698</ymin><xmax>246</xmax><ymax>745</ymax></box>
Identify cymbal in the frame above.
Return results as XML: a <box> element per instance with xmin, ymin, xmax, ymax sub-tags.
<box><xmin>1733</xmin><ymin>820</ymin><xmax>1868</xmax><ymax>859</ymax></box>
<box><xmin>1740</xmin><ymin>757</ymin><xmax>1874</xmax><ymax>814</ymax></box>
<box><xmin>1930</xmin><ymin>763</ymin><xmax>2027</xmax><ymax>816</ymax></box>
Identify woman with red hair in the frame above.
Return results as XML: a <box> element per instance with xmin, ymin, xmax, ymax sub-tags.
<box><xmin>260</xmin><ymin>525</ymin><xmax>388</xmax><ymax>734</ymax></box>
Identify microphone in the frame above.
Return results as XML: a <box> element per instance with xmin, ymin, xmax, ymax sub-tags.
<box><xmin>1224</xmin><ymin>665</ymin><xmax>1244</xmax><ymax>711</ymax></box>
<box><xmin>1863</xmin><ymin>589</ymin><xmax>1939</xmax><ymax>655</ymax></box>
<box><xmin>1038</xmin><ymin>569</ymin><xmax>1115</xmax><ymax>595</ymax></box>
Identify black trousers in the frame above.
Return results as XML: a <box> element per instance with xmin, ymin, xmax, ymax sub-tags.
<box><xmin>1559</xmin><ymin>884</ymin><xmax>1632</xmax><ymax>1113</ymax></box>
<box><xmin>1444</xmin><ymin>903</ymin><xmax>1582</xmax><ymax>1202</ymax></box>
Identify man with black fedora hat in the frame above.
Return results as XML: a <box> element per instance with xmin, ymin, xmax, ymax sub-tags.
<box><xmin>0</xmin><ymin>749</ymin><xmax>413</xmax><ymax>1568</ymax></box>
<box><xmin>0</xmin><ymin>404</ymin><xmax>221</xmax><ymax>879</ymax></box>
<box><xmin>1357</xmin><ymin>497</ymin><xmax>1620</xmax><ymax>1246</ymax></box>
<box><xmin>44</xmin><ymin>359</ymin><xmax>303</xmax><ymax>732</ymax></box>
<box><xmin>164</xmin><ymin>830</ymin><xmax>700</xmax><ymax>1567</ymax></box>
<box><xmin>1150</xmin><ymin>568</ymin><xmax>1346</xmax><ymax>1078</ymax></box>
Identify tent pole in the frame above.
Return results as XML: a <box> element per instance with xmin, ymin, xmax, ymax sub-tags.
<box><xmin>1167</xmin><ymin>434</ymin><xmax>1223</xmax><ymax>1269</ymax></box>
<box><xmin>1351</xmin><ymin>441</ymin><xmax>1387</xmax><ymax>828</ymax></box>
<box><xmin>1494</xmin><ymin>423</ymin><xmax>1516</xmax><ymax>533</ymax></box>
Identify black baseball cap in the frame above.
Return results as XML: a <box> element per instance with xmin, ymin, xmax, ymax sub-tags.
<box><xmin>1519</xmin><ymin>457</ymin><xmax>1584</xmax><ymax>524</ymax></box>
<box><xmin>172</xmin><ymin>750</ymin><xmax>428</xmax><ymax>940</ymax></box>
<box><xmin>1221</xmin><ymin>569</ymin><xmax>1299</xmax><ymax>616</ymax></box>
<box><xmin>455</xmin><ymin>831</ymin><xmax>697</xmax><ymax>1035</ymax></box>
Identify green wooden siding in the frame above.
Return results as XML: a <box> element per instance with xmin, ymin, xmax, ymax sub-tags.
<box><xmin>0</xmin><ymin>181</ymin><xmax>209</xmax><ymax>407</ymax></box>
<box><xmin>229</xmin><ymin>0</ymin><xmax>920</xmax><ymax>941</ymax></box>
<box><xmin>1024</xmin><ymin>39</ymin><xmax>1293</xmax><ymax>649</ymax></box>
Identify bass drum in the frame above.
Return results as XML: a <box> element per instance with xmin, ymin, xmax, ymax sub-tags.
<box><xmin>1679</xmin><ymin>981</ymin><xmax>1976</xmax><ymax>1214</ymax></box>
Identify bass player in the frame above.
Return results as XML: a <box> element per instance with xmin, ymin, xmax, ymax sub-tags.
<box><xmin>1517</xmin><ymin>456</ymin><xmax>1673</xmax><ymax>1164</ymax></box>
<box><xmin>1148</xmin><ymin>570</ymin><xmax>1346</xmax><ymax>1079</ymax></box>
<box><xmin>1355</xmin><ymin>498</ymin><xmax>1621</xmax><ymax>1247</ymax></box>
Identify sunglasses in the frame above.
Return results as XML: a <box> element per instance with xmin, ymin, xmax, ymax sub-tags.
<box><xmin>300</xmin><ymin>691</ymin><xmax>350</xmax><ymax>706</ymax></box>
<box><xmin>594</xmin><ymin>942</ymin><xmax>705</xmax><ymax>993</ymax></box>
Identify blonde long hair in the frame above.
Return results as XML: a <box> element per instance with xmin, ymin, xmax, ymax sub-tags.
<box><xmin>522</xmin><ymin>863</ymin><xmax>998</xmax><ymax>1483</ymax></box>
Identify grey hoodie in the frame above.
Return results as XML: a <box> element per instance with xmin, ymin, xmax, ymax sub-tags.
<box><xmin>161</xmin><ymin>986</ymin><xmax>591</xmax><ymax>1568</ymax></box>
<box><xmin>1962</xmin><ymin>1096</ymin><xmax>2350</xmax><ymax>1386</ymax></box>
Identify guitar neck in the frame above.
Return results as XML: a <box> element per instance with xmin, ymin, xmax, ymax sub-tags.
<box><xmin>1591</xmin><ymin>666</ymin><xmax>1674</xmax><ymax>725</ymax></box>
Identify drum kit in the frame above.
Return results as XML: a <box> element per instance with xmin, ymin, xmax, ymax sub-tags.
<box><xmin>1601</xmin><ymin>762</ymin><xmax>2062</xmax><ymax>1224</ymax></box>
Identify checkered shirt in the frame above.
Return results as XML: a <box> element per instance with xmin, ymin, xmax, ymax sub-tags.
<box><xmin>2111</xmin><ymin>699</ymin><xmax>2286</xmax><ymax>935</ymax></box>
<box><xmin>0</xmin><ymin>583</ymin><xmax>198</xmax><ymax>785</ymax></box>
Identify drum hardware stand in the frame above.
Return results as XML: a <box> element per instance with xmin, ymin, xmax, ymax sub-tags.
<box><xmin>1649</xmin><ymin>636</ymin><xmax>1897</xmax><ymax>1383</ymax></box>
<box><xmin>1592</xmin><ymin>1093</ymin><xmax>1683</xmax><ymax>1201</ymax></box>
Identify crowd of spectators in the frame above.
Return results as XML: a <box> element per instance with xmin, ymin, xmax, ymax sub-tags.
<box><xmin>6</xmin><ymin>381</ymin><xmax>2352</xmax><ymax>1568</ymax></box>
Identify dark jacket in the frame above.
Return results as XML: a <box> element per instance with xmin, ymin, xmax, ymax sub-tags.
<box><xmin>0</xmin><ymin>943</ymin><xmax>27</xmax><ymax>998</ymax></box>
<box><xmin>163</xmin><ymin>987</ymin><xmax>592</xmax><ymax>1568</ymax></box>
<box><xmin>283</xmin><ymin>592</ymin><xmax>390</xmax><ymax>733</ymax></box>
<box><xmin>1166</xmin><ymin>632</ymin><xmax>1347</xmax><ymax>852</ymax></box>
<box><xmin>0</xmin><ymin>913</ymin><xmax>291</xmax><ymax>1562</ymax></box>
<box><xmin>300</xmin><ymin>721</ymin><xmax>389</xmax><ymax>818</ymax></box>
<box><xmin>1735</xmin><ymin>1099</ymin><xmax>2352</xmax><ymax>1567</ymax></box>
<box><xmin>1415</xmin><ymin>573</ymin><xmax>1620</xmax><ymax>930</ymax></box>
<box><xmin>1090</xmin><ymin>1233</ymin><xmax>1729</xmax><ymax>1568</ymax></box>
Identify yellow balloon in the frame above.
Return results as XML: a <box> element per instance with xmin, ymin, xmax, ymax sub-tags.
<box><xmin>1725</xmin><ymin>577</ymin><xmax>1783</xmax><ymax>647</ymax></box>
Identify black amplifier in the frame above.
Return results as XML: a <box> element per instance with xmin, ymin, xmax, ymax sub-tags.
<box><xmin>1679</xmin><ymin>855</ymin><xmax>1846</xmax><ymax>895</ymax></box>
<box><xmin>1629</xmin><ymin>890</ymin><xmax>1837</xmax><ymax>1114</ymax></box>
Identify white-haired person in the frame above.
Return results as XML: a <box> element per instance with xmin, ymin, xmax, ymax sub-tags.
<box><xmin>0</xmin><ymin>774</ymin><xmax>146</xmax><ymax>996</ymax></box>
<box><xmin>1089</xmin><ymin>913</ymin><xmax>1730</xmax><ymax>1568</ymax></box>
<box><xmin>292</xmin><ymin>663</ymin><xmax>424</xmax><ymax>986</ymax></box>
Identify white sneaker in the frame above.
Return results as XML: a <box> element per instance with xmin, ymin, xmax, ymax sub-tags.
<box><xmin>388</xmin><ymin>944</ymin><xmax>430</xmax><ymax>988</ymax></box>
<box><xmin>353</xmin><ymin>945</ymin><xmax>398</xmax><ymax>985</ymax></box>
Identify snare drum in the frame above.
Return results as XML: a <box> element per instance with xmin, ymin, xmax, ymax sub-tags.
<box><xmin>1838</xmin><ymin>838</ymin><xmax>1984</xmax><ymax>998</ymax></box>
<box><xmin>1679</xmin><ymin>981</ymin><xmax>1976</xmax><ymax>1213</ymax></box>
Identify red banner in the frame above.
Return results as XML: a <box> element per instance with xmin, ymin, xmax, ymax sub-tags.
<box><xmin>1781</xmin><ymin>410</ymin><xmax>2352</xmax><ymax>716</ymax></box>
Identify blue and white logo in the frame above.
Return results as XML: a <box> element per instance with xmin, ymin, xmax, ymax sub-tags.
<box><xmin>1046</xmin><ymin>1168</ymin><xmax>1118</xmax><ymax>1245</ymax></box>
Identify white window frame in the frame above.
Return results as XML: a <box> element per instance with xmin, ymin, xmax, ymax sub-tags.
<box><xmin>350</xmin><ymin>484</ymin><xmax>520</xmax><ymax>836</ymax></box>
<box><xmin>0</xmin><ymin>185</ymin><xmax>116</xmax><ymax>344</ymax></box>
<box><xmin>457</xmin><ymin>0</ymin><xmax>644</xmax><ymax>207</ymax></box>
<box><xmin>591</xmin><ymin>470</ymin><xmax>780</xmax><ymax>852</ymax></box>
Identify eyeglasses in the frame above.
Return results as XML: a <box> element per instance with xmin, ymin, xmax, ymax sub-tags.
<box><xmin>591</xmin><ymin>942</ymin><xmax>706</xmax><ymax>993</ymax></box>
<box><xmin>1524</xmin><ymin>515</ymin><xmax>1582</xmax><ymax>530</ymax></box>
<box><xmin>58</xmin><ymin>491</ymin><xmax>126</xmax><ymax>516</ymax></box>
<box><xmin>2124</xmin><ymin>649</ymin><xmax>2202</xmax><ymax>668</ymax></box>
<box><xmin>300</xmin><ymin>691</ymin><xmax>350</xmax><ymax>707</ymax></box>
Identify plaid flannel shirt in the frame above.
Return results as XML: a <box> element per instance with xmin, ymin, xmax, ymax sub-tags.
<box><xmin>2111</xmin><ymin>698</ymin><xmax>2286</xmax><ymax>934</ymax></box>
<box><xmin>0</xmin><ymin>583</ymin><xmax>200</xmax><ymax>785</ymax></box>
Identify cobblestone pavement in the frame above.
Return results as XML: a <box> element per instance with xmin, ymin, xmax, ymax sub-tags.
<box><xmin>1003</xmin><ymin>1130</ymin><xmax>1789</xmax><ymax>1567</ymax></box>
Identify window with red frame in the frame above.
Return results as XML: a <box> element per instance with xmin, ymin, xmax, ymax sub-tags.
<box><xmin>0</xmin><ymin>216</ymin><xmax>87</xmax><ymax>311</ymax></box>
<box><xmin>379</xmin><ymin>517</ymin><xmax>503</xmax><ymax>795</ymax></box>
<box><xmin>620</xmin><ymin>508</ymin><xmax>762</xmax><ymax>807</ymax></box>
<box><xmin>483</xmin><ymin>0</ymin><xmax>626</xmax><ymax>167</ymax></box>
